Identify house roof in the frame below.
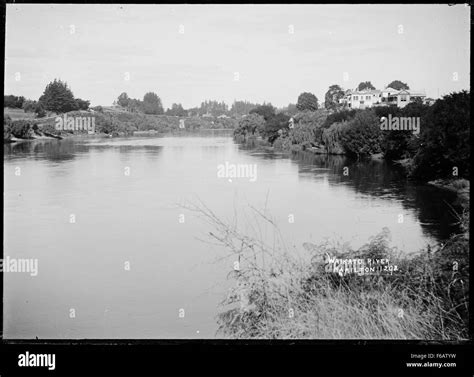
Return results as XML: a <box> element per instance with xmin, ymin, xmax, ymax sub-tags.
<box><xmin>350</xmin><ymin>89</ymin><xmax>381</xmax><ymax>95</ymax></box>
<box><xmin>345</xmin><ymin>88</ymin><xmax>428</xmax><ymax>97</ymax></box>
<box><xmin>408</xmin><ymin>91</ymin><xmax>426</xmax><ymax>97</ymax></box>
<box><xmin>383</xmin><ymin>89</ymin><xmax>426</xmax><ymax>97</ymax></box>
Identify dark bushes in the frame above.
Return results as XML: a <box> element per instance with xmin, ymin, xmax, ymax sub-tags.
<box><xmin>412</xmin><ymin>91</ymin><xmax>470</xmax><ymax>180</ymax></box>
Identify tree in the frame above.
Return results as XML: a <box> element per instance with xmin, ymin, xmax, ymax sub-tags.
<box><xmin>166</xmin><ymin>103</ymin><xmax>187</xmax><ymax>117</ymax></box>
<box><xmin>35</xmin><ymin>102</ymin><xmax>47</xmax><ymax>118</ymax></box>
<box><xmin>357</xmin><ymin>81</ymin><xmax>376</xmax><ymax>91</ymax></box>
<box><xmin>230</xmin><ymin>100</ymin><xmax>259</xmax><ymax>117</ymax></box>
<box><xmin>377</xmin><ymin>100</ymin><xmax>414</xmax><ymax>161</ymax></box>
<box><xmin>75</xmin><ymin>98</ymin><xmax>90</xmax><ymax>110</ymax></box>
<box><xmin>321</xmin><ymin>122</ymin><xmax>348</xmax><ymax>155</ymax></box>
<box><xmin>340</xmin><ymin>110</ymin><xmax>383</xmax><ymax>158</ymax></box>
<box><xmin>412</xmin><ymin>91</ymin><xmax>470</xmax><ymax>179</ymax></box>
<box><xmin>117</xmin><ymin>92</ymin><xmax>130</xmax><ymax>108</ymax></box>
<box><xmin>292</xmin><ymin>110</ymin><xmax>328</xmax><ymax>144</ymax></box>
<box><xmin>277</xmin><ymin>103</ymin><xmax>298</xmax><ymax>116</ymax></box>
<box><xmin>142</xmin><ymin>92</ymin><xmax>164</xmax><ymax>115</ymax></box>
<box><xmin>4</xmin><ymin>95</ymin><xmax>25</xmax><ymax>108</ymax></box>
<box><xmin>323</xmin><ymin>109</ymin><xmax>357</xmax><ymax>128</ymax></box>
<box><xmin>187</xmin><ymin>107</ymin><xmax>200</xmax><ymax>117</ymax></box>
<box><xmin>234</xmin><ymin>113</ymin><xmax>266</xmax><ymax>137</ymax></box>
<box><xmin>199</xmin><ymin>100</ymin><xmax>228</xmax><ymax>116</ymax></box>
<box><xmin>285</xmin><ymin>103</ymin><xmax>298</xmax><ymax>116</ymax></box>
<box><xmin>38</xmin><ymin>79</ymin><xmax>79</xmax><ymax>113</ymax></box>
<box><xmin>22</xmin><ymin>100</ymin><xmax>37</xmax><ymax>113</ymax></box>
<box><xmin>249</xmin><ymin>104</ymin><xmax>275</xmax><ymax>121</ymax></box>
<box><xmin>128</xmin><ymin>98</ymin><xmax>142</xmax><ymax>113</ymax></box>
<box><xmin>265</xmin><ymin>113</ymin><xmax>290</xmax><ymax>143</ymax></box>
<box><xmin>296</xmin><ymin>92</ymin><xmax>319</xmax><ymax>111</ymax></box>
<box><xmin>324</xmin><ymin>85</ymin><xmax>345</xmax><ymax>111</ymax></box>
<box><xmin>386</xmin><ymin>80</ymin><xmax>410</xmax><ymax>90</ymax></box>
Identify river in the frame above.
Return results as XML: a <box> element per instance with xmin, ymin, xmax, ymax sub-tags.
<box><xmin>3</xmin><ymin>131</ymin><xmax>460</xmax><ymax>338</ymax></box>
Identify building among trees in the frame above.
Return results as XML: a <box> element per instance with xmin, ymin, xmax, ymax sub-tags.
<box><xmin>340</xmin><ymin>87</ymin><xmax>427</xmax><ymax>109</ymax></box>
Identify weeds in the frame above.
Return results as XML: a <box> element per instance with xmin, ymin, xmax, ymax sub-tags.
<box><xmin>184</xmin><ymin>200</ymin><xmax>469</xmax><ymax>340</ymax></box>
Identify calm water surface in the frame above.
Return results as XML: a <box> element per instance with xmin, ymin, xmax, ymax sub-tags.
<box><xmin>3</xmin><ymin>131</ymin><xmax>460</xmax><ymax>338</ymax></box>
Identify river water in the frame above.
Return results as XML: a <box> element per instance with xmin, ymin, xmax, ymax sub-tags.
<box><xmin>3</xmin><ymin>131</ymin><xmax>460</xmax><ymax>338</ymax></box>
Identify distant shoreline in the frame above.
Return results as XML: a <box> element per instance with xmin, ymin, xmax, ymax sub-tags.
<box><xmin>3</xmin><ymin>107</ymin><xmax>238</xmax><ymax>143</ymax></box>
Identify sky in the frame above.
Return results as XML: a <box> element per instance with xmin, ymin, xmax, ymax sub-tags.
<box><xmin>4</xmin><ymin>4</ymin><xmax>471</xmax><ymax>108</ymax></box>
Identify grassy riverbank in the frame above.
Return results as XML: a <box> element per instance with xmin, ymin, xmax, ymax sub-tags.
<box><xmin>184</xmin><ymin>201</ymin><xmax>469</xmax><ymax>340</ymax></box>
<box><xmin>4</xmin><ymin>108</ymin><xmax>238</xmax><ymax>142</ymax></box>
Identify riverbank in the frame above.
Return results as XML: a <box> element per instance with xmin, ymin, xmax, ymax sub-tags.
<box><xmin>222</xmin><ymin>230</ymin><xmax>468</xmax><ymax>339</ymax></box>
<box><xmin>188</xmin><ymin>202</ymin><xmax>470</xmax><ymax>340</ymax></box>
<box><xmin>234</xmin><ymin>92</ymin><xmax>470</xmax><ymax>193</ymax></box>
<box><xmin>427</xmin><ymin>179</ymin><xmax>470</xmax><ymax>205</ymax></box>
<box><xmin>4</xmin><ymin>108</ymin><xmax>239</xmax><ymax>143</ymax></box>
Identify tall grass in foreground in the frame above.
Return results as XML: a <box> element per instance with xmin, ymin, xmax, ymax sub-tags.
<box><xmin>183</xmin><ymin>201</ymin><xmax>469</xmax><ymax>340</ymax></box>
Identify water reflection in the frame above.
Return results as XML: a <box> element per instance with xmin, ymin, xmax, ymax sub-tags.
<box><xmin>5</xmin><ymin>137</ymin><xmax>460</xmax><ymax>243</ymax></box>
<box><xmin>287</xmin><ymin>150</ymin><xmax>461</xmax><ymax>240</ymax></box>
<box><xmin>4</xmin><ymin>139</ymin><xmax>79</xmax><ymax>163</ymax></box>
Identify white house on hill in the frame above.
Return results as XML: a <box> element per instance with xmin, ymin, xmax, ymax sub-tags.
<box><xmin>340</xmin><ymin>87</ymin><xmax>427</xmax><ymax>109</ymax></box>
<box><xmin>383</xmin><ymin>89</ymin><xmax>427</xmax><ymax>108</ymax></box>
<box><xmin>341</xmin><ymin>89</ymin><xmax>382</xmax><ymax>109</ymax></box>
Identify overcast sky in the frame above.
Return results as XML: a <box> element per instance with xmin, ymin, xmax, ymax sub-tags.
<box><xmin>5</xmin><ymin>4</ymin><xmax>470</xmax><ymax>108</ymax></box>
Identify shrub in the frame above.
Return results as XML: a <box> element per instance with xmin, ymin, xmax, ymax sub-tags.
<box><xmin>9</xmin><ymin>120</ymin><xmax>35</xmax><ymax>138</ymax></box>
<box><xmin>323</xmin><ymin>109</ymin><xmax>357</xmax><ymax>128</ymax></box>
<box><xmin>22</xmin><ymin>100</ymin><xmax>37</xmax><ymax>113</ymax></box>
<box><xmin>75</xmin><ymin>98</ymin><xmax>90</xmax><ymax>111</ymax></box>
<box><xmin>291</xmin><ymin>110</ymin><xmax>328</xmax><ymax>144</ymax></box>
<box><xmin>265</xmin><ymin>113</ymin><xmax>290</xmax><ymax>144</ymax></box>
<box><xmin>183</xmin><ymin>201</ymin><xmax>469</xmax><ymax>340</ymax></box>
<box><xmin>215</xmin><ymin>117</ymin><xmax>238</xmax><ymax>129</ymax></box>
<box><xmin>272</xmin><ymin>136</ymin><xmax>291</xmax><ymax>151</ymax></box>
<box><xmin>4</xmin><ymin>115</ymin><xmax>12</xmax><ymax>140</ymax></box>
<box><xmin>35</xmin><ymin>103</ymin><xmax>47</xmax><ymax>118</ymax></box>
<box><xmin>190</xmin><ymin>201</ymin><xmax>469</xmax><ymax>339</ymax></box>
<box><xmin>91</xmin><ymin>106</ymin><xmax>103</xmax><ymax>113</ymax></box>
<box><xmin>40</xmin><ymin>122</ymin><xmax>60</xmax><ymax>135</ymax></box>
<box><xmin>321</xmin><ymin>121</ymin><xmax>348</xmax><ymax>155</ymax></box>
<box><xmin>234</xmin><ymin>113</ymin><xmax>265</xmax><ymax>137</ymax></box>
<box><xmin>249</xmin><ymin>105</ymin><xmax>275</xmax><ymax>122</ymax></box>
<box><xmin>412</xmin><ymin>91</ymin><xmax>470</xmax><ymax>180</ymax></box>
<box><xmin>340</xmin><ymin>110</ymin><xmax>383</xmax><ymax>158</ymax></box>
<box><xmin>381</xmin><ymin>132</ymin><xmax>418</xmax><ymax>160</ymax></box>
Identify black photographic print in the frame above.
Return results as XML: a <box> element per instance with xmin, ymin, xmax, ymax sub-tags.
<box><xmin>1</xmin><ymin>3</ymin><xmax>471</xmax><ymax>376</ymax></box>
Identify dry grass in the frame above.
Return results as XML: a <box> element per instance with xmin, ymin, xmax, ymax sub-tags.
<box><xmin>4</xmin><ymin>107</ymin><xmax>37</xmax><ymax>120</ymax></box>
<box><xmin>183</xmin><ymin>200</ymin><xmax>469</xmax><ymax>340</ymax></box>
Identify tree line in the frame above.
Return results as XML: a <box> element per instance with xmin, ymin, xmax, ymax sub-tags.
<box><xmin>5</xmin><ymin>76</ymin><xmax>413</xmax><ymax>120</ymax></box>
<box><xmin>5</xmin><ymin>79</ymin><xmax>90</xmax><ymax>117</ymax></box>
<box><xmin>115</xmin><ymin>93</ymin><xmax>276</xmax><ymax>118</ymax></box>
<box><xmin>235</xmin><ymin>89</ymin><xmax>469</xmax><ymax>182</ymax></box>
